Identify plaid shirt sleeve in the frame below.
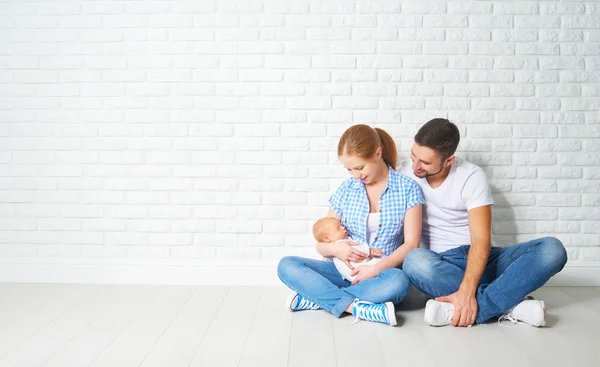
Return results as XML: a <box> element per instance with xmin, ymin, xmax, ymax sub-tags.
<box><xmin>328</xmin><ymin>178</ymin><xmax>351</xmax><ymax>217</ymax></box>
<box><xmin>405</xmin><ymin>179</ymin><xmax>425</xmax><ymax>210</ymax></box>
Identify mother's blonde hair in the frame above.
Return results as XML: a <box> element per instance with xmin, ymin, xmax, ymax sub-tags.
<box><xmin>337</xmin><ymin>124</ymin><xmax>398</xmax><ymax>169</ymax></box>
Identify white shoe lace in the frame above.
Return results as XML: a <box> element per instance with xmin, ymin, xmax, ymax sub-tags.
<box><xmin>497</xmin><ymin>313</ymin><xmax>525</xmax><ymax>327</ymax></box>
<box><xmin>351</xmin><ymin>299</ymin><xmax>388</xmax><ymax>325</ymax></box>
<box><xmin>296</xmin><ymin>295</ymin><xmax>320</xmax><ymax>310</ymax></box>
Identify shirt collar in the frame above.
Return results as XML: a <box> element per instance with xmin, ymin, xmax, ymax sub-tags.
<box><xmin>350</xmin><ymin>165</ymin><xmax>398</xmax><ymax>191</ymax></box>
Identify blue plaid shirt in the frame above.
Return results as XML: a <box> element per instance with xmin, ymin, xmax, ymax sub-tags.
<box><xmin>329</xmin><ymin>167</ymin><xmax>424</xmax><ymax>256</ymax></box>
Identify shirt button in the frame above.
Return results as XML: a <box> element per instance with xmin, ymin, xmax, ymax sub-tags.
<box><xmin>378</xmin><ymin>224</ymin><xmax>382</xmax><ymax>228</ymax></box>
<box><xmin>379</xmin><ymin>209</ymin><xmax>382</xmax><ymax>213</ymax></box>
<box><xmin>374</xmin><ymin>237</ymin><xmax>378</xmax><ymax>241</ymax></box>
<box><xmin>344</xmin><ymin>220</ymin><xmax>347</xmax><ymax>223</ymax></box>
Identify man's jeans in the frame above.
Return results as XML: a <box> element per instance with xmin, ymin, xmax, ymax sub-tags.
<box><xmin>277</xmin><ymin>256</ymin><xmax>411</xmax><ymax>317</ymax></box>
<box><xmin>403</xmin><ymin>236</ymin><xmax>568</xmax><ymax>323</ymax></box>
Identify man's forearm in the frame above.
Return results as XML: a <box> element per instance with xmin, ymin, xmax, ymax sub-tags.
<box><xmin>460</xmin><ymin>241</ymin><xmax>490</xmax><ymax>293</ymax></box>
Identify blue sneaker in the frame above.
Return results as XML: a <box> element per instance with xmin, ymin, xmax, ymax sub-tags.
<box><xmin>285</xmin><ymin>292</ymin><xmax>321</xmax><ymax>311</ymax></box>
<box><xmin>352</xmin><ymin>299</ymin><xmax>397</xmax><ymax>326</ymax></box>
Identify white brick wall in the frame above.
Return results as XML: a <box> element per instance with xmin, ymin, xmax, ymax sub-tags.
<box><xmin>1</xmin><ymin>0</ymin><xmax>599</xmax><ymax>267</ymax></box>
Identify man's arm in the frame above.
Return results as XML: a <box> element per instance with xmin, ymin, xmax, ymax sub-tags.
<box><xmin>462</xmin><ymin>205</ymin><xmax>492</xmax><ymax>294</ymax></box>
<box><xmin>436</xmin><ymin>205</ymin><xmax>491</xmax><ymax>327</ymax></box>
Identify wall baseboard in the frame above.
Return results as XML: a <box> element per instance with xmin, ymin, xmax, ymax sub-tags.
<box><xmin>0</xmin><ymin>259</ymin><xmax>599</xmax><ymax>287</ymax></box>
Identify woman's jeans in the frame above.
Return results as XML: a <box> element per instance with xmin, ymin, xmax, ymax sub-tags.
<box><xmin>277</xmin><ymin>256</ymin><xmax>411</xmax><ymax>317</ymax></box>
<box><xmin>402</xmin><ymin>237</ymin><xmax>568</xmax><ymax>323</ymax></box>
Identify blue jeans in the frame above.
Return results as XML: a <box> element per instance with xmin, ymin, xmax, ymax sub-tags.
<box><xmin>277</xmin><ymin>256</ymin><xmax>411</xmax><ymax>317</ymax></box>
<box><xmin>403</xmin><ymin>237</ymin><xmax>568</xmax><ymax>323</ymax></box>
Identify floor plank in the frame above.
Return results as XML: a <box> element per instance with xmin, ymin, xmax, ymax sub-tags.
<box><xmin>188</xmin><ymin>287</ymin><xmax>261</xmax><ymax>367</ymax></box>
<box><xmin>89</xmin><ymin>286</ymin><xmax>193</xmax><ymax>367</ymax></box>
<box><xmin>332</xmin><ymin>313</ymin><xmax>387</xmax><ymax>367</ymax></box>
<box><xmin>0</xmin><ymin>284</ymin><xmax>595</xmax><ymax>367</ymax></box>
<box><xmin>0</xmin><ymin>284</ymin><xmax>94</xmax><ymax>359</ymax></box>
<box><xmin>139</xmin><ymin>286</ymin><xmax>228</xmax><ymax>367</ymax></box>
<box><xmin>377</xmin><ymin>289</ymin><xmax>436</xmax><ymax>367</ymax></box>
<box><xmin>535</xmin><ymin>287</ymin><xmax>600</xmax><ymax>342</ymax></box>
<box><xmin>238</xmin><ymin>287</ymin><xmax>293</xmax><ymax>367</ymax></box>
<box><xmin>0</xmin><ymin>283</ymin><xmax>70</xmax><ymax>328</ymax></box>
<box><xmin>0</xmin><ymin>285</ymin><xmax>128</xmax><ymax>367</ymax></box>
<box><xmin>559</xmin><ymin>286</ymin><xmax>600</xmax><ymax>317</ymax></box>
<box><xmin>287</xmin><ymin>310</ymin><xmax>336</xmax><ymax>367</ymax></box>
<box><xmin>41</xmin><ymin>285</ymin><xmax>162</xmax><ymax>367</ymax></box>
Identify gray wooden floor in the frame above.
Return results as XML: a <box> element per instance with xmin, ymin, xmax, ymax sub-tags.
<box><xmin>0</xmin><ymin>283</ymin><xmax>598</xmax><ymax>367</ymax></box>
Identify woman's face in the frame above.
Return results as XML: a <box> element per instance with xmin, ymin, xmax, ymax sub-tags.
<box><xmin>339</xmin><ymin>149</ymin><xmax>382</xmax><ymax>185</ymax></box>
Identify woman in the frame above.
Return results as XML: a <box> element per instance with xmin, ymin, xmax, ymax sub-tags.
<box><xmin>277</xmin><ymin>124</ymin><xmax>424</xmax><ymax>326</ymax></box>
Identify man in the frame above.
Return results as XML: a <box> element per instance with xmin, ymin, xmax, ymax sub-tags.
<box><xmin>400</xmin><ymin>118</ymin><xmax>567</xmax><ymax>327</ymax></box>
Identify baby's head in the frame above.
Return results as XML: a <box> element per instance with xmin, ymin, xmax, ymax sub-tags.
<box><xmin>313</xmin><ymin>217</ymin><xmax>348</xmax><ymax>243</ymax></box>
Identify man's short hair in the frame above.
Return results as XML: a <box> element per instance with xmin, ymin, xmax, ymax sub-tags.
<box><xmin>414</xmin><ymin>118</ymin><xmax>460</xmax><ymax>159</ymax></box>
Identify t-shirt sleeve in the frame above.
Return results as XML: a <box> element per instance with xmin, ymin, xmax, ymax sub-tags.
<box><xmin>406</xmin><ymin>180</ymin><xmax>425</xmax><ymax>210</ymax></box>
<box><xmin>461</xmin><ymin>169</ymin><xmax>495</xmax><ymax>211</ymax></box>
<box><xmin>328</xmin><ymin>179</ymin><xmax>349</xmax><ymax>217</ymax></box>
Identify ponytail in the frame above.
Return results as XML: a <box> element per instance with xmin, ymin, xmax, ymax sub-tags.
<box><xmin>374</xmin><ymin>128</ymin><xmax>398</xmax><ymax>169</ymax></box>
<box><xmin>338</xmin><ymin>124</ymin><xmax>398</xmax><ymax>169</ymax></box>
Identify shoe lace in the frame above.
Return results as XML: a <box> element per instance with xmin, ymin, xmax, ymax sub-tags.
<box><xmin>497</xmin><ymin>296</ymin><xmax>539</xmax><ymax>327</ymax></box>
<box><xmin>498</xmin><ymin>313</ymin><xmax>526</xmax><ymax>327</ymax></box>
<box><xmin>351</xmin><ymin>300</ymin><xmax>386</xmax><ymax>325</ymax></box>
<box><xmin>297</xmin><ymin>295</ymin><xmax>319</xmax><ymax>310</ymax></box>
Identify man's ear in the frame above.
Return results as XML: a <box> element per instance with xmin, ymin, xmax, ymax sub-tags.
<box><xmin>444</xmin><ymin>155</ymin><xmax>455</xmax><ymax>167</ymax></box>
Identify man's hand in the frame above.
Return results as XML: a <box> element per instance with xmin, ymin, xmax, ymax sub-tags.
<box><xmin>436</xmin><ymin>289</ymin><xmax>478</xmax><ymax>327</ymax></box>
<box><xmin>350</xmin><ymin>265</ymin><xmax>379</xmax><ymax>285</ymax></box>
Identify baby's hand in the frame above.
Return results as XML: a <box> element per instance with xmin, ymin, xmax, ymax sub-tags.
<box><xmin>370</xmin><ymin>248</ymin><xmax>383</xmax><ymax>257</ymax></box>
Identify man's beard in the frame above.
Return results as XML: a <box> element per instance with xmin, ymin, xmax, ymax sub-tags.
<box><xmin>415</xmin><ymin>164</ymin><xmax>444</xmax><ymax>178</ymax></box>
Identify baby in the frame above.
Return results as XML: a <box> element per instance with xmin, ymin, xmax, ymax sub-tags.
<box><xmin>312</xmin><ymin>217</ymin><xmax>384</xmax><ymax>282</ymax></box>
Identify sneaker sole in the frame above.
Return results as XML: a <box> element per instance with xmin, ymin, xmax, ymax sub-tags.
<box><xmin>424</xmin><ymin>299</ymin><xmax>451</xmax><ymax>327</ymax></box>
<box><xmin>540</xmin><ymin>300</ymin><xmax>546</xmax><ymax>327</ymax></box>
<box><xmin>284</xmin><ymin>293</ymin><xmax>296</xmax><ymax>311</ymax></box>
<box><xmin>385</xmin><ymin>302</ymin><xmax>397</xmax><ymax>326</ymax></box>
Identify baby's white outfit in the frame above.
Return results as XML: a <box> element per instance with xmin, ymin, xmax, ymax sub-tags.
<box><xmin>332</xmin><ymin>213</ymin><xmax>386</xmax><ymax>282</ymax></box>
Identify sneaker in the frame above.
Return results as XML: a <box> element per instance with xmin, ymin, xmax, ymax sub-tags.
<box><xmin>424</xmin><ymin>299</ymin><xmax>454</xmax><ymax>326</ymax></box>
<box><xmin>352</xmin><ymin>299</ymin><xmax>397</xmax><ymax>326</ymax></box>
<box><xmin>284</xmin><ymin>292</ymin><xmax>321</xmax><ymax>311</ymax></box>
<box><xmin>499</xmin><ymin>300</ymin><xmax>546</xmax><ymax>327</ymax></box>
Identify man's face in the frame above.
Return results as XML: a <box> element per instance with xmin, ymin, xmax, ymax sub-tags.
<box><xmin>410</xmin><ymin>142</ymin><xmax>446</xmax><ymax>179</ymax></box>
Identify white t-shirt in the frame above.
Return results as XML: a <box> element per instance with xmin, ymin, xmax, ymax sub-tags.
<box><xmin>400</xmin><ymin>157</ymin><xmax>494</xmax><ymax>253</ymax></box>
<box><xmin>365</xmin><ymin>212</ymin><xmax>379</xmax><ymax>245</ymax></box>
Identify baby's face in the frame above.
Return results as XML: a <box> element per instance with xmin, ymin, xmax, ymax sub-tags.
<box><xmin>327</xmin><ymin>222</ymin><xmax>348</xmax><ymax>242</ymax></box>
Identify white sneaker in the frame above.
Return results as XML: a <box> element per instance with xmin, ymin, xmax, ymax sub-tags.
<box><xmin>424</xmin><ymin>299</ymin><xmax>454</xmax><ymax>326</ymax></box>
<box><xmin>499</xmin><ymin>300</ymin><xmax>546</xmax><ymax>327</ymax></box>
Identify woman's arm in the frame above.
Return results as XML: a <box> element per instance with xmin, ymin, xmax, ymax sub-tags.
<box><xmin>316</xmin><ymin>207</ymin><xmax>367</xmax><ymax>264</ymax></box>
<box><xmin>374</xmin><ymin>204</ymin><xmax>422</xmax><ymax>271</ymax></box>
<box><xmin>349</xmin><ymin>204</ymin><xmax>422</xmax><ymax>284</ymax></box>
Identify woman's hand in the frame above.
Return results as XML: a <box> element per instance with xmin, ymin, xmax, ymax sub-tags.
<box><xmin>370</xmin><ymin>248</ymin><xmax>383</xmax><ymax>258</ymax></box>
<box><xmin>333</xmin><ymin>240</ymin><xmax>368</xmax><ymax>270</ymax></box>
<box><xmin>350</xmin><ymin>265</ymin><xmax>380</xmax><ymax>285</ymax></box>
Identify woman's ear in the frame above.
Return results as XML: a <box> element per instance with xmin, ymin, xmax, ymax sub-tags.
<box><xmin>376</xmin><ymin>146</ymin><xmax>383</xmax><ymax>159</ymax></box>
